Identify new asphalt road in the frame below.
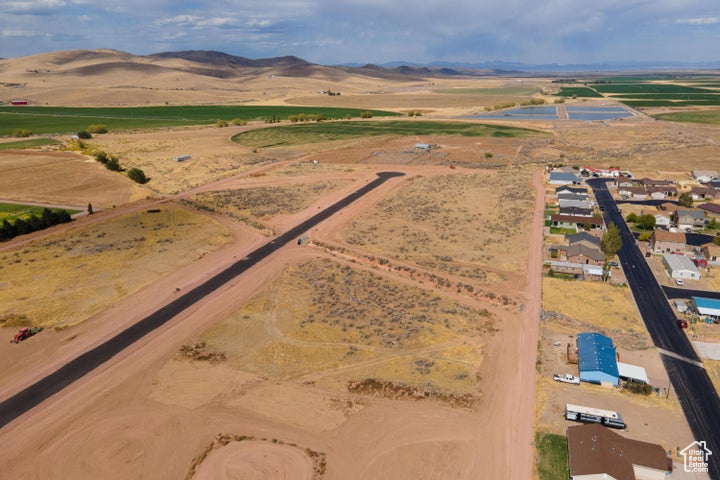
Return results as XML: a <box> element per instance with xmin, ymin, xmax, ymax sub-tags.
<box><xmin>589</xmin><ymin>178</ymin><xmax>720</xmax><ymax>478</ymax></box>
<box><xmin>0</xmin><ymin>171</ymin><xmax>405</xmax><ymax>430</ymax></box>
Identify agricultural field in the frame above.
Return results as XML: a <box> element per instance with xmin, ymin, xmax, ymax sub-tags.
<box><xmin>0</xmin><ymin>105</ymin><xmax>400</xmax><ymax>136</ymax></box>
<box><xmin>196</xmin><ymin>257</ymin><xmax>492</xmax><ymax>396</ymax></box>
<box><xmin>556</xmin><ymin>87</ymin><xmax>603</xmax><ymax>98</ymax></box>
<box><xmin>0</xmin><ymin>202</ymin><xmax>78</xmax><ymax>224</ymax></box>
<box><xmin>183</xmin><ymin>180</ymin><xmax>350</xmax><ymax>232</ymax></box>
<box><xmin>0</xmin><ymin>205</ymin><xmax>230</xmax><ymax>329</ymax></box>
<box><xmin>652</xmin><ymin>110</ymin><xmax>720</xmax><ymax>125</ymax></box>
<box><xmin>341</xmin><ymin>167</ymin><xmax>535</xmax><ymax>284</ymax></box>
<box><xmin>0</xmin><ymin>138</ymin><xmax>59</xmax><ymax>150</ymax></box>
<box><xmin>231</xmin><ymin>120</ymin><xmax>547</xmax><ymax>148</ymax></box>
<box><xmin>434</xmin><ymin>86</ymin><xmax>539</xmax><ymax>96</ymax></box>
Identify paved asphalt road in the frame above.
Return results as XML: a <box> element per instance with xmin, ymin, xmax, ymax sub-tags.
<box><xmin>0</xmin><ymin>171</ymin><xmax>405</xmax><ymax>430</ymax></box>
<box><xmin>664</xmin><ymin>286</ymin><xmax>720</xmax><ymax>301</ymax></box>
<box><xmin>589</xmin><ymin>179</ymin><xmax>720</xmax><ymax>479</ymax></box>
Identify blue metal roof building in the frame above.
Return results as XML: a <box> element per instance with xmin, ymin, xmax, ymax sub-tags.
<box><xmin>693</xmin><ymin>297</ymin><xmax>720</xmax><ymax>317</ymax></box>
<box><xmin>577</xmin><ymin>333</ymin><xmax>619</xmax><ymax>386</ymax></box>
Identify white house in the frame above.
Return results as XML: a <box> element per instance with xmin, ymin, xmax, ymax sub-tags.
<box><xmin>654</xmin><ymin>214</ymin><xmax>671</xmax><ymax>229</ymax></box>
<box><xmin>692</xmin><ymin>170</ymin><xmax>718</xmax><ymax>183</ymax></box>
<box><xmin>663</xmin><ymin>254</ymin><xmax>701</xmax><ymax>280</ymax></box>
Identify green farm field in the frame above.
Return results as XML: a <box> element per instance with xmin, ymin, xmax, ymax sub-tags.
<box><xmin>593</xmin><ymin>83</ymin><xmax>716</xmax><ymax>94</ymax></box>
<box><xmin>653</xmin><ymin>110</ymin><xmax>720</xmax><ymax>124</ymax></box>
<box><xmin>556</xmin><ymin>87</ymin><xmax>602</xmax><ymax>98</ymax></box>
<box><xmin>231</xmin><ymin>120</ymin><xmax>547</xmax><ymax>148</ymax></box>
<box><xmin>0</xmin><ymin>203</ymin><xmax>78</xmax><ymax>223</ymax></box>
<box><xmin>434</xmin><ymin>86</ymin><xmax>539</xmax><ymax>95</ymax></box>
<box><xmin>0</xmin><ymin>138</ymin><xmax>59</xmax><ymax>150</ymax></box>
<box><xmin>0</xmin><ymin>105</ymin><xmax>400</xmax><ymax>136</ymax></box>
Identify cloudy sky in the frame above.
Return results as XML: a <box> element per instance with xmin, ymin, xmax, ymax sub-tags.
<box><xmin>1</xmin><ymin>0</ymin><xmax>719</xmax><ymax>65</ymax></box>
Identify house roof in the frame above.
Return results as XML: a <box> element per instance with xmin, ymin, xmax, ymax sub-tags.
<box><xmin>693</xmin><ymin>297</ymin><xmax>720</xmax><ymax>316</ymax></box>
<box><xmin>638</xmin><ymin>178</ymin><xmax>673</xmax><ymax>186</ymax></box>
<box><xmin>676</xmin><ymin>209</ymin><xmax>706</xmax><ymax>220</ymax></box>
<box><xmin>577</xmin><ymin>332</ymin><xmax>618</xmax><ymax>377</ymax></box>
<box><xmin>551</xmin><ymin>214</ymin><xmax>603</xmax><ymax>226</ymax></box>
<box><xmin>566</xmin><ymin>231</ymin><xmax>602</xmax><ymax>248</ymax></box>
<box><xmin>559</xmin><ymin>207</ymin><xmax>593</xmax><ymax>216</ymax></box>
<box><xmin>549</xmin><ymin>172</ymin><xmax>579</xmax><ymax>182</ymax></box>
<box><xmin>652</xmin><ymin>230</ymin><xmax>685</xmax><ymax>244</ymax></box>
<box><xmin>557</xmin><ymin>193</ymin><xmax>589</xmax><ymax>202</ymax></box>
<box><xmin>567</xmin><ymin>423</ymin><xmax>672</xmax><ymax>479</ymax></box>
<box><xmin>555</xmin><ymin>185</ymin><xmax>588</xmax><ymax>196</ymax></box>
<box><xmin>691</xmin><ymin>186</ymin><xmax>719</xmax><ymax>197</ymax></box>
<box><xmin>663</xmin><ymin>253</ymin><xmax>700</xmax><ymax>273</ymax></box>
<box><xmin>559</xmin><ymin>243</ymin><xmax>606</xmax><ymax>261</ymax></box>
<box><xmin>702</xmin><ymin>242</ymin><xmax>720</xmax><ymax>256</ymax></box>
<box><xmin>617</xmin><ymin>362</ymin><xmax>650</xmax><ymax>384</ymax></box>
<box><xmin>699</xmin><ymin>203</ymin><xmax>720</xmax><ymax>215</ymax></box>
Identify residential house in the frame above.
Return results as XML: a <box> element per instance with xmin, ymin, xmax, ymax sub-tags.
<box><xmin>650</xmin><ymin>230</ymin><xmax>686</xmax><ymax>254</ymax></box>
<box><xmin>692</xmin><ymin>170</ymin><xmax>718</xmax><ymax>183</ymax></box>
<box><xmin>690</xmin><ymin>186</ymin><xmax>720</xmax><ymax>201</ymax></box>
<box><xmin>699</xmin><ymin>202</ymin><xmax>720</xmax><ymax>220</ymax></box>
<box><xmin>614</xmin><ymin>178</ymin><xmax>634</xmax><ymax>189</ymax></box>
<box><xmin>550</xmin><ymin>214</ymin><xmax>603</xmax><ymax>230</ymax></box>
<box><xmin>646</xmin><ymin>185</ymin><xmax>677</xmax><ymax>199</ymax></box>
<box><xmin>558</xmin><ymin>196</ymin><xmax>593</xmax><ymax>209</ymax></box>
<box><xmin>701</xmin><ymin>242</ymin><xmax>720</xmax><ymax>266</ymax></box>
<box><xmin>567</xmin><ymin>423</ymin><xmax>672</xmax><ymax>480</ymax></box>
<box><xmin>556</xmin><ymin>243</ymin><xmax>605</xmax><ymax>265</ymax></box>
<box><xmin>556</xmin><ymin>185</ymin><xmax>588</xmax><ymax>197</ymax></box>
<box><xmin>549</xmin><ymin>171</ymin><xmax>580</xmax><ymax>185</ymax></box>
<box><xmin>707</xmin><ymin>179</ymin><xmax>720</xmax><ymax>190</ymax></box>
<box><xmin>663</xmin><ymin>254</ymin><xmax>701</xmax><ymax>280</ymax></box>
<box><xmin>566</xmin><ymin>231</ymin><xmax>602</xmax><ymax>250</ymax></box>
<box><xmin>559</xmin><ymin>206</ymin><xmax>593</xmax><ymax>217</ymax></box>
<box><xmin>674</xmin><ymin>209</ymin><xmax>706</xmax><ymax>230</ymax></box>
<box><xmin>637</xmin><ymin>178</ymin><xmax>673</xmax><ymax>188</ymax></box>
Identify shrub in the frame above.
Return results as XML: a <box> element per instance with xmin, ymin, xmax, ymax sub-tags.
<box><xmin>360</xmin><ymin>111</ymin><xmax>374</xmax><ymax>118</ymax></box>
<box><xmin>216</xmin><ymin>119</ymin><xmax>229</xmax><ymax>128</ymax></box>
<box><xmin>229</xmin><ymin>118</ymin><xmax>247</xmax><ymax>126</ymax></box>
<box><xmin>127</xmin><ymin>167</ymin><xmax>149</xmax><ymax>184</ymax></box>
<box><xmin>86</xmin><ymin>124</ymin><xmax>108</xmax><ymax>134</ymax></box>
<box><xmin>77</xmin><ymin>130</ymin><xmax>92</xmax><ymax>139</ymax></box>
<box><xmin>624</xmin><ymin>382</ymin><xmax>652</xmax><ymax>395</ymax></box>
<box><xmin>12</xmin><ymin>128</ymin><xmax>33</xmax><ymax>137</ymax></box>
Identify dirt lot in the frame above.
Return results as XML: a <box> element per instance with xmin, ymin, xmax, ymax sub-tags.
<box><xmin>0</xmin><ymin>150</ymin><xmax>137</xmax><ymax>207</ymax></box>
<box><xmin>3</xmin><ymin>60</ymin><xmax>720</xmax><ymax>480</ymax></box>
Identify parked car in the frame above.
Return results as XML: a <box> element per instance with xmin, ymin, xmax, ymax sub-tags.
<box><xmin>608</xmin><ymin>261</ymin><xmax>618</xmax><ymax>267</ymax></box>
<box><xmin>675</xmin><ymin>278</ymin><xmax>684</xmax><ymax>286</ymax></box>
<box><xmin>553</xmin><ymin>373</ymin><xmax>580</xmax><ymax>385</ymax></box>
<box><xmin>678</xmin><ymin>319</ymin><xmax>689</xmax><ymax>329</ymax></box>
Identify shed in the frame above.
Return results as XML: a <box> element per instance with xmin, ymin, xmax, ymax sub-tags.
<box><xmin>693</xmin><ymin>297</ymin><xmax>720</xmax><ymax>318</ymax></box>
<box><xmin>663</xmin><ymin>254</ymin><xmax>701</xmax><ymax>280</ymax></box>
<box><xmin>617</xmin><ymin>362</ymin><xmax>650</xmax><ymax>384</ymax></box>
<box><xmin>577</xmin><ymin>332</ymin><xmax>619</xmax><ymax>386</ymax></box>
<box><xmin>674</xmin><ymin>300</ymin><xmax>688</xmax><ymax>313</ymax></box>
<box><xmin>173</xmin><ymin>155</ymin><xmax>191</xmax><ymax>162</ymax></box>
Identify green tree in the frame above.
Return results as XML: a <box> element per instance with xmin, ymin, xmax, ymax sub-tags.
<box><xmin>87</xmin><ymin>203</ymin><xmax>94</xmax><ymax>215</ymax></box>
<box><xmin>678</xmin><ymin>192</ymin><xmax>693</xmax><ymax>207</ymax></box>
<box><xmin>13</xmin><ymin>218</ymin><xmax>30</xmax><ymax>235</ymax></box>
<box><xmin>77</xmin><ymin>130</ymin><xmax>92</xmax><ymax>139</ymax></box>
<box><xmin>637</xmin><ymin>214</ymin><xmax>656</xmax><ymax>231</ymax></box>
<box><xmin>601</xmin><ymin>221</ymin><xmax>622</xmax><ymax>257</ymax></box>
<box><xmin>360</xmin><ymin>111</ymin><xmax>374</xmax><ymax>118</ymax></box>
<box><xmin>626</xmin><ymin>213</ymin><xmax>639</xmax><ymax>223</ymax></box>
<box><xmin>714</xmin><ymin>236</ymin><xmax>720</xmax><ymax>246</ymax></box>
<box><xmin>127</xmin><ymin>168</ymin><xmax>149</xmax><ymax>184</ymax></box>
<box><xmin>0</xmin><ymin>219</ymin><xmax>15</xmax><ymax>241</ymax></box>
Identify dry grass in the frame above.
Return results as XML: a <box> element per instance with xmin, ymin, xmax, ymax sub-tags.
<box><xmin>541</xmin><ymin>277</ymin><xmax>652</xmax><ymax>350</ymax></box>
<box><xmin>183</xmin><ymin>180</ymin><xmax>349</xmax><ymax>232</ymax></box>
<box><xmin>198</xmin><ymin>257</ymin><xmax>492</xmax><ymax>394</ymax></box>
<box><xmin>341</xmin><ymin>167</ymin><xmax>535</xmax><ymax>282</ymax></box>
<box><xmin>0</xmin><ymin>205</ymin><xmax>230</xmax><ymax>328</ymax></box>
<box><xmin>705</xmin><ymin>359</ymin><xmax>720</xmax><ymax>396</ymax></box>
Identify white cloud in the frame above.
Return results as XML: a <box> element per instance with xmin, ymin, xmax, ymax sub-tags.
<box><xmin>2</xmin><ymin>29</ymin><xmax>38</xmax><ymax>37</ymax></box>
<box><xmin>1</xmin><ymin>0</ymin><xmax>66</xmax><ymax>13</ymax></box>
<box><xmin>676</xmin><ymin>16</ymin><xmax>718</xmax><ymax>25</ymax></box>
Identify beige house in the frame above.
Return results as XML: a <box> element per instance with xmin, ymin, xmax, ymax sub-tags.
<box><xmin>650</xmin><ymin>230</ymin><xmax>686</xmax><ymax>254</ymax></box>
<box><xmin>702</xmin><ymin>242</ymin><xmax>720</xmax><ymax>266</ymax></box>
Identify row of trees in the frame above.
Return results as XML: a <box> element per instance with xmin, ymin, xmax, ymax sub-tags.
<box><xmin>91</xmin><ymin>151</ymin><xmax>148</xmax><ymax>184</ymax></box>
<box><xmin>0</xmin><ymin>208</ymin><xmax>72</xmax><ymax>242</ymax></box>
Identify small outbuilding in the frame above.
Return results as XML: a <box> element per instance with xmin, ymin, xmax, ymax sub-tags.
<box><xmin>617</xmin><ymin>362</ymin><xmax>650</xmax><ymax>384</ymax></box>
<box><xmin>663</xmin><ymin>254</ymin><xmax>701</xmax><ymax>280</ymax></box>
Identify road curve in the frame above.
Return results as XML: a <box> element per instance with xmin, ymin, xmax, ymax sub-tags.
<box><xmin>0</xmin><ymin>171</ymin><xmax>405</xmax><ymax>429</ymax></box>
<box><xmin>589</xmin><ymin>178</ymin><xmax>720</xmax><ymax>479</ymax></box>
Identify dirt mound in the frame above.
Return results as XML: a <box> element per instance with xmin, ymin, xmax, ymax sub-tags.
<box><xmin>347</xmin><ymin>378</ymin><xmax>482</xmax><ymax>410</ymax></box>
<box><xmin>188</xmin><ymin>435</ymin><xmax>324</xmax><ymax>480</ymax></box>
<box><xmin>179</xmin><ymin>342</ymin><xmax>226</xmax><ymax>364</ymax></box>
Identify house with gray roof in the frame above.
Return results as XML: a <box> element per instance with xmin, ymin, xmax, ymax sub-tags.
<box><xmin>566</xmin><ymin>231</ymin><xmax>602</xmax><ymax>249</ymax></box>
<box><xmin>548</xmin><ymin>171</ymin><xmax>579</xmax><ymax>185</ymax></box>
<box><xmin>674</xmin><ymin>209</ymin><xmax>706</xmax><ymax>230</ymax></box>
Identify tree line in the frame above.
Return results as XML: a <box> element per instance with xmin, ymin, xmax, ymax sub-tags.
<box><xmin>0</xmin><ymin>208</ymin><xmax>72</xmax><ymax>241</ymax></box>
